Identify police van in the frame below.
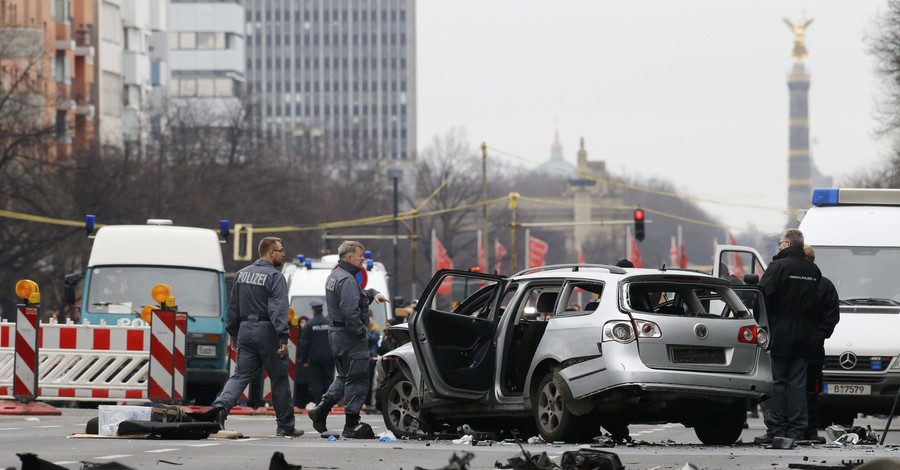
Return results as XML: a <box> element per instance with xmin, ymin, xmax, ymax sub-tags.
<box><xmin>718</xmin><ymin>188</ymin><xmax>900</xmax><ymax>425</ymax></box>
<box><xmin>284</xmin><ymin>252</ymin><xmax>393</xmax><ymax>330</ymax></box>
<box><xmin>68</xmin><ymin>219</ymin><xmax>231</xmax><ymax>405</ymax></box>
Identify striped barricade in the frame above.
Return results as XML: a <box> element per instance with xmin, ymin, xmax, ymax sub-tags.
<box><xmin>148</xmin><ymin>310</ymin><xmax>187</xmax><ymax>403</ymax></box>
<box><xmin>0</xmin><ymin>319</ymin><xmax>150</xmax><ymax>402</ymax></box>
<box><xmin>13</xmin><ymin>305</ymin><xmax>38</xmax><ymax>401</ymax></box>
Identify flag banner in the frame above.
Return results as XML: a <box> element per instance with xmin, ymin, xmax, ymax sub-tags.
<box><xmin>477</xmin><ymin>230</ymin><xmax>485</xmax><ymax>273</ymax></box>
<box><xmin>629</xmin><ymin>228</ymin><xmax>644</xmax><ymax>268</ymax></box>
<box><xmin>577</xmin><ymin>242</ymin><xmax>585</xmax><ymax>265</ymax></box>
<box><xmin>527</xmin><ymin>234</ymin><xmax>548</xmax><ymax>269</ymax></box>
<box><xmin>669</xmin><ymin>236</ymin><xmax>678</xmax><ymax>268</ymax></box>
<box><xmin>679</xmin><ymin>241</ymin><xmax>688</xmax><ymax>268</ymax></box>
<box><xmin>494</xmin><ymin>239</ymin><xmax>507</xmax><ymax>274</ymax></box>
<box><xmin>432</xmin><ymin>231</ymin><xmax>454</xmax><ymax>295</ymax></box>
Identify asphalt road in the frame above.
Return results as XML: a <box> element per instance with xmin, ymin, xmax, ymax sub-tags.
<box><xmin>1</xmin><ymin>408</ymin><xmax>900</xmax><ymax>469</ymax></box>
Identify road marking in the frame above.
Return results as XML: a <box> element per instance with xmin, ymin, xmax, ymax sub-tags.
<box><xmin>189</xmin><ymin>443</ymin><xmax>220</xmax><ymax>447</ymax></box>
<box><xmin>0</xmin><ymin>427</ymin><xmax>23</xmax><ymax>431</ymax></box>
<box><xmin>35</xmin><ymin>425</ymin><xmax>63</xmax><ymax>428</ymax></box>
<box><xmin>53</xmin><ymin>462</ymin><xmax>78</xmax><ymax>465</ymax></box>
<box><xmin>94</xmin><ymin>454</ymin><xmax>132</xmax><ymax>460</ymax></box>
<box><xmin>145</xmin><ymin>448</ymin><xmax>178</xmax><ymax>453</ymax></box>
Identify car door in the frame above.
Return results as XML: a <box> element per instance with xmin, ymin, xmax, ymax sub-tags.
<box><xmin>410</xmin><ymin>269</ymin><xmax>505</xmax><ymax>401</ymax></box>
<box><xmin>713</xmin><ymin>244</ymin><xmax>768</xmax><ymax>284</ymax></box>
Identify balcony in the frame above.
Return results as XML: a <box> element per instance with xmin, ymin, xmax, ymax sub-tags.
<box><xmin>56</xmin><ymin>39</ymin><xmax>76</xmax><ymax>51</ymax></box>
<box><xmin>56</xmin><ymin>86</ymin><xmax>75</xmax><ymax>111</ymax></box>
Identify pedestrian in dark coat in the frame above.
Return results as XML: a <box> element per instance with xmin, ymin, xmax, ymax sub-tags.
<box><xmin>755</xmin><ymin>229</ymin><xmax>822</xmax><ymax>443</ymax></box>
<box><xmin>307</xmin><ymin>241</ymin><xmax>387</xmax><ymax>438</ymax></box>
<box><xmin>802</xmin><ymin>245</ymin><xmax>840</xmax><ymax>442</ymax></box>
<box><xmin>298</xmin><ymin>300</ymin><xmax>334</xmax><ymax>407</ymax></box>
<box><xmin>204</xmin><ymin>237</ymin><xmax>304</xmax><ymax>437</ymax></box>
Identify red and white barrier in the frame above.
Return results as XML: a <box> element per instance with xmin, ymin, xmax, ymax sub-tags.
<box><xmin>0</xmin><ymin>320</ymin><xmax>150</xmax><ymax>401</ymax></box>
<box><xmin>148</xmin><ymin>309</ymin><xmax>187</xmax><ymax>403</ymax></box>
<box><xmin>13</xmin><ymin>305</ymin><xmax>38</xmax><ymax>401</ymax></box>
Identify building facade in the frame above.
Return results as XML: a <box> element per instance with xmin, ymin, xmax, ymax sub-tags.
<box><xmin>167</xmin><ymin>0</ymin><xmax>245</xmax><ymax>127</ymax></box>
<box><xmin>0</xmin><ymin>0</ymin><xmax>96</xmax><ymax>160</ymax></box>
<box><xmin>243</xmin><ymin>0</ymin><xmax>416</xmax><ymax>162</ymax></box>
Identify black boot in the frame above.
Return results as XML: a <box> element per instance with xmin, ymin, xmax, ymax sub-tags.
<box><xmin>341</xmin><ymin>413</ymin><xmax>373</xmax><ymax>439</ymax></box>
<box><xmin>197</xmin><ymin>406</ymin><xmax>227</xmax><ymax>430</ymax></box>
<box><xmin>307</xmin><ymin>403</ymin><xmax>331</xmax><ymax>433</ymax></box>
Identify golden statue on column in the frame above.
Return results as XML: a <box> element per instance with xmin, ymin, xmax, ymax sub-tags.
<box><xmin>784</xmin><ymin>16</ymin><xmax>814</xmax><ymax>62</ymax></box>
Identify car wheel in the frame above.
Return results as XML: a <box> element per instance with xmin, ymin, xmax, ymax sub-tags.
<box><xmin>382</xmin><ymin>371</ymin><xmax>429</xmax><ymax>437</ymax></box>
<box><xmin>533</xmin><ymin>372</ymin><xmax>585</xmax><ymax>442</ymax></box>
<box><xmin>693</xmin><ymin>406</ymin><xmax>744</xmax><ymax>445</ymax></box>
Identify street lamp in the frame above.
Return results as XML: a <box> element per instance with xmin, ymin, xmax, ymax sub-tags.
<box><xmin>389</xmin><ymin>169</ymin><xmax>404</xmax><ymax>298</ymax></box>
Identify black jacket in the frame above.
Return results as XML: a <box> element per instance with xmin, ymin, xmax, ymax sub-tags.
<box><xmin>813</xmin><ymin>276</ymin><xmax>840</xmax><ymax>360</ymax></box>
<box><xmin>298</xmin><ymin>313</ymin><xmax>333</xmax><ymax>363</ymax></box>
<box><xmin>758</xmin><ymin>244</ymin><xmax>822</xmax><ymax>358</ymax></box>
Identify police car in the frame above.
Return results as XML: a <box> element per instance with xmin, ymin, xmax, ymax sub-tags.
<box><xmin>377</xmin><ymin>264</ymin><xmax>772</xmax><ymax>444</ymax></box>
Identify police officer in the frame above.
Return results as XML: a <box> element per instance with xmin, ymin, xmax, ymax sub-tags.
<box><xmin>204</xmin><ymin>237</ymin><xmax>304</xmax><ymax>437</ymax></box>
<box><xmin>298</xmin><ymin>300</ymin><xmax>334</xmax><ymax>407</ymax></box>
<box><xmin>755</xmin><ymin>229</ymin><xmax>822</xmax><ymax>443</ymax></box>
<box><xmin>308</xmin><ymin>241</ymin><xmax>387</xmax><ymax>437</ymax></box>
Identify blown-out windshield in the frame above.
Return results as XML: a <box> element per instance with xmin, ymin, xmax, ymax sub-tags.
<box><xmin>86</xmin><ymin>266</ymin><xmax>221</xmax><ymax>317</ymax></box>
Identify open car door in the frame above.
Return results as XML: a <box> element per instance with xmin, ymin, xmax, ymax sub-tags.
<box><xmin>410</xmin><ymin>269</ymin><xmax>506</xmax><ymax>401</ymax></box>
<box><xmin>713</xmin><ymin>245</ymin><xmax>768</xmax><ymax>284</ymax></box>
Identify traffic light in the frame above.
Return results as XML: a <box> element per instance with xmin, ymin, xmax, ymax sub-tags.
<box><xmin>633</xmin><ymin>208</ymin><xmax>645</xmax><ymax>242</ymax></box>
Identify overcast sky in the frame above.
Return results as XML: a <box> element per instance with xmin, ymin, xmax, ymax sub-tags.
<box><xmin>417</xmin><ymin>0</ymin><xmax>891</xmax><ymax>236</ymax></box>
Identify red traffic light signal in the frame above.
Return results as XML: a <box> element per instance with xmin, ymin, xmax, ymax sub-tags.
<box><xmin>633</xmin><ymin>209</ymin><xmax>645</xmax><ymax>242</ymax></box>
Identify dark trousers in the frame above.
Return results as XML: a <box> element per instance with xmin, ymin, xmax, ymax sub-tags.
<box><xmin>305</xmin><ymin>360</ymin><xmax>334</xmax><ymax>406</ymax></box>
<box><xmin>764</xmin><ymin>356</ymin><xmax>808</xmax><ymax>439</ymax></box>
<box><xmin>806</xmin><ymin>359</ymin><xmax>824</xmax><ymax>435</ymax></box>
<box><xmin>212</xmin><ymin>321</ymin><xmax>295</xmax><ymax>430</ymax></box>
<box><xmin>321</xmin><ymin>328</ymin><xmax>369</xmax><ymax>415</ymax></box>
<box><xmin>247</xmin><ymin>371</ymin><xmax>265</xmax><ymax>408</ymax></box>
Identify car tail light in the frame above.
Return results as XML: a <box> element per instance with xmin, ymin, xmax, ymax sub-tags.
<box><xmin>603</xmin><ymin>321</ymin><xmax>635</xmax><ymax>343</ymax></box>
<box><xmin>756</xmin><ymin>328</ymin><xmax>770</xmax><ymax>350</ymax></box>
<box><xmin>738</xmin><ymin>325</ymin><xmax>758</xmax><ymax>344</ymax></box>
<box><xmin>633</xmin><ymin>320</ymin><xmax>661</xmax><ymax>338</ymax></box>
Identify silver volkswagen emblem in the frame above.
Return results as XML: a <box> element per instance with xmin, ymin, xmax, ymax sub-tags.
<box><xmin>839</xmin><ymin>352</ymin><xmax>858</xmax><ymax>370</ymax></box>
<box><xmin>694</xmin><ymin>324</ymin><xmax>708</xmax><ymax>339</ymax></box>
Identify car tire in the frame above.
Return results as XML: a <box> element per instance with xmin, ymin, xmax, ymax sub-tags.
<box><xmin>382</xmin><ymin>371</ymin><xmax>430</xmax><ymax>438</ymax></box>
<box><xmin>533</xmin><ymin>372</ymin><xmax>586</xmax><ymax>442</ymax></box>
<box><xmin>693</xmin><ymin>406</ymin><xmax>744</xmax><ymax>445</ymax></box>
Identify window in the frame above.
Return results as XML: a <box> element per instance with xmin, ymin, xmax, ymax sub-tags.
<box><xmin>52</xmin><ymin>0</ymin><xmax>69</xmax><ymax>23</ymax></box>
<box><xmin>196</xmin><ymin>78</ymin><xmax>215</xmax><ymax>96</ymax></box>
<box><xmin>101</xmin><ymin>1</ymin><xmax>122</xmax><ymax>44</ymax></box>
<box><xmin>179</xmin><ymin>32</ymin><xmax>196</xmax><ymax>49</ymax></box>
<box><xmin>197</xmin><ymin>32</ymin><xmax>216</xmax><ymax>49</ymax></box>
<box><xmin>214</xmin><ymin>78</ymin><xmax>233</xmax><ymax>97</ymax></box>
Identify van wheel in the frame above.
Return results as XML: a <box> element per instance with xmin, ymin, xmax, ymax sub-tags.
<box><xmin>382</xmin><ymin>371</ymin><xmax>431</xmax><ymax>437</ymax></box>
<box><xmin>533</xmin><ymin>372</ymin><xmax>586</xmax><ymax>442</ymax></box>
<box><xmin>694</xmin><ymin>406</ymin><xmax>744</xmax><ymax>445</ymax></box>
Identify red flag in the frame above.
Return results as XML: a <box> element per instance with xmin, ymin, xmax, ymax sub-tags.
<box><xmin>679</xmin><ymin>239</ymin><xmax>688</xmax><ymax>268</ymax></box>
<box><xmin>494</xmin><ymin>239</ymin><xmax>507</xmax><ymax>274</ymax></box>
<box><xmin>577</xmin><ymin>243</ymin><xmax>585</xmax><ymax>264</ymax></box>
<box><xmin>629</xmin><ymin>230</ymin><xmax>644</xmax><ymax>268</ymax></box>
<box><xmin>527</xmin><ymin>234</ymin><xmax>548</xmax><ymax>268</ymax></box>
<box><xmin>477</xmin><ymin>230</ymin><xmax>485</xmax><ymax>273</ymax></box>
<box><xmin>433</xmin><ymin>234</ymin><xmax>454</xmax><ymax>295</ymax></box>
<box><xmin>726</xmin><ymin>231</ymin><xmax>745</xmax><ymax>278</ymax></box>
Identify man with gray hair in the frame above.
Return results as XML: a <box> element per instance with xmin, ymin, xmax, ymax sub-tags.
<box><xmin>755</xmin><ymin>229</ymin><xmax>822</xmax><ymax>444</ymax></box>
<box><xmin>308</xmin><ymin>241</ymin><xmax>387</xmax><ymax>438</ymax></box>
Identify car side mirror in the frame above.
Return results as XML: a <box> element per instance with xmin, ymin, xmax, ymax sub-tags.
<box><xmin>64</xmin><ymin>272</ymin><xmax>84</xmax><ymax>305</ymax></box>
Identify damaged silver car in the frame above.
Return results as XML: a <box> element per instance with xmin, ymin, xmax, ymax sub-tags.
<box><xmin>377</xmin><ymin>264</ymin><xmax>773</xmax><ymax>444</ymax></box>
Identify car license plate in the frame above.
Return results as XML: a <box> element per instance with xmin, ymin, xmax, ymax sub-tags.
<box><xmin>824</xmin><ymin>384</ymin><xmax>871</xmax><ymax>395</ymax></box>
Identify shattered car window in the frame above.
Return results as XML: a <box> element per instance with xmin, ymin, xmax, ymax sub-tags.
<box><xmin>626</xmin><ymin>282</ymin><xmax>751</xmax><ymax>319</ymax></box>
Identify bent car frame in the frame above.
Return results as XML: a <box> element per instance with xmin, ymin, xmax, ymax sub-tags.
<box><xmin>378</xmin><ymin>264</ymin><xmax>773</xmax><ymax>444</ymax></box>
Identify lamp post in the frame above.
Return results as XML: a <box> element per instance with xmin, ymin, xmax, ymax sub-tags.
<box><xmin>389</xmin><ymin>169</ymin><xmax>403</xmax><ymax>298</ymax></box>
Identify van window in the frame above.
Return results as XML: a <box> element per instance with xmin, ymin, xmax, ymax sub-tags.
<box><xmin>814</xmin><ymin>246</ymin><xmax>900</xmax><ymax>305</ymax></box>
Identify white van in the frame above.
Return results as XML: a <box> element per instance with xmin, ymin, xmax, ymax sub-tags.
<box><xmin>284</xmin><ymin>252</ymin><xmax>393</xmax><ymax>330</ymax></box>
<box><xmin>718</xmin><ymin>188</ymin><xmax>900</xmax><ymax>425</ymax></box>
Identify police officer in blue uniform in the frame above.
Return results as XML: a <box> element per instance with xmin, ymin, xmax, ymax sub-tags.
<box><xmin>308</xmin><ymin>241</ymin><xmax>387</xmax><ymax>437</ymax></box>
<box><xmin>205</xmin><ymin>237</ymin><xmax>304</xmax><ymax>437</ymax></box>
<box><xmin>298</xmin><ymin>300</ymin><xmax>334</xmax><ymax>407</ymax></box>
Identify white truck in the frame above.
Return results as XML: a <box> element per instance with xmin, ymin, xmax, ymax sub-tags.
<box><xmin>68</xmin><ymin>219</ymin><xmax>231</xmax><ymax>405</ymax></box>
<box><xmin>284</xmin><ymin>252</ymin><xmax>394</xmax><ymax>330</ymax></box>
<box><xmin>718</xmin><ymin>188</ymin><xmax>900</xmax><ymax>425</ymax></box>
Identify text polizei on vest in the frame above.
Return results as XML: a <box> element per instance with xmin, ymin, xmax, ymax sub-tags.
<box><xmin>236</xmin><ymin>271</ymin><xmax>268</xmax><ymax>286</ymax></box>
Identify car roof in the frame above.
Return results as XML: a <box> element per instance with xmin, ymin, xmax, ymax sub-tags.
<box><xmin>511</xmin><ymin>264</ymin><xmax>727</xmax><ymax>285</ymax></box>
